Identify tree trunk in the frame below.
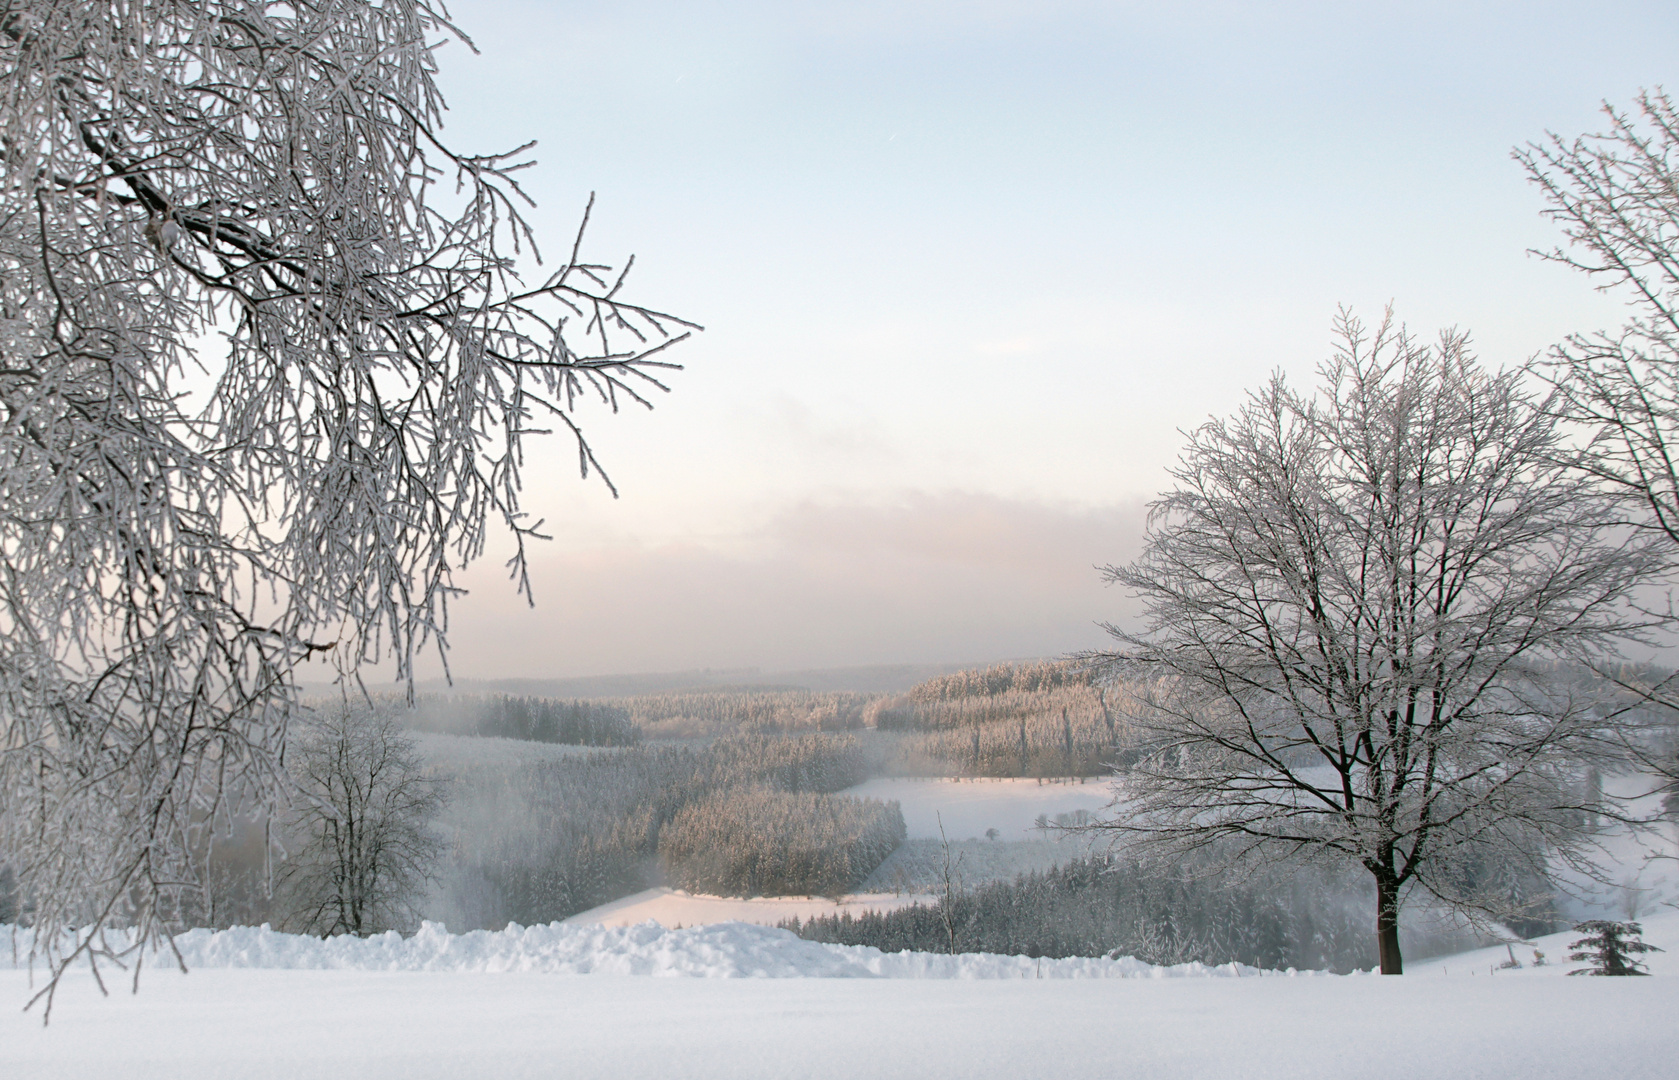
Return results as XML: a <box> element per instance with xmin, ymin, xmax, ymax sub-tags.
<box><xmin>1375</xmin><ymin>871</ymin><xmax>1403</xmax><ymax>974</ymax></box>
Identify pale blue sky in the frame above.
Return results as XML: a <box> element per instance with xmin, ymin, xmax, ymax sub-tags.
<box><xmin>392</xmin><ymin>1</ymin><xmax>1679</xmax><ymax>681</ymax></box>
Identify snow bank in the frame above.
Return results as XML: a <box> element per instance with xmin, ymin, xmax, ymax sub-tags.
<box><xmin>13</xmin><ymin>910</ymin><xmax>1674</xmax><ymax>982</ymax></box>
<box><xmin>1</xmin><ymin>920</ymin><xmax>1301</xmax><ymax>980</ymax></box>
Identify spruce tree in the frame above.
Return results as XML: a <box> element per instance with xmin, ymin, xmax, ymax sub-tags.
<box><xmin>1567</xmin><ymin>921</ymin><xmax>1663</xmax><ymax>975</ymax></box>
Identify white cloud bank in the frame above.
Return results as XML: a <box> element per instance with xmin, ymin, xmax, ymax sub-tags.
<box><xmin>401</xmin><ymin>492</ymin><xmax>1149</xmax><ymax>681</ymax></box>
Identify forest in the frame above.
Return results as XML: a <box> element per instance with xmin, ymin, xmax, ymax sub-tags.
<box><xmin>784</xmin><ymin>851</ymin><xmax>1552</xmax><ymax>974</ymax></box>
<box><xmin>175</xmin><ymin>653</ymin><xmax>1627</xmax><ymax>976</ymax></box>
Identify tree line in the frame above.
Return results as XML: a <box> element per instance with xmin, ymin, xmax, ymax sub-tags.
<box><xmin>869</xmin><ymin>662</ymin><xmax>1121</xmax><ymax>777</ymax></box>
<box><xmin>611</xmin><ymin>687</ymin><xmax>875</xmax><ymax>739</ymax></box>
<box><xmin>404</xmin><ymin>694</ymin><xmax>641</xmax><ymax>746</ymax></box>
<box><xmin>784</xmin><ymin>850</ymin><xmax>1547</xmax><ymax>973</ymax></box>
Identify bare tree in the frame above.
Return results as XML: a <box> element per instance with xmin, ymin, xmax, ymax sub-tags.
<box><xmin>1090</xmin><ymin>310</ymin><xmax>1665</xmax><ymax>974</ymax></box>
<box><xmin>0</xmin><ymin>0</ymin><xmax>694</xmax><ymax>1006</ymax></box>
<box><xmin>278</xmin><ymin>704</ymin><xmax>445</xmax><ymax>937</ymax></box>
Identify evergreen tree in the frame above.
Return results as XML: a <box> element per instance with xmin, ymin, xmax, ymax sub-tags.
<box><xmin>1567</xmin><ymin>921</ymin><xmax>1662</xmax><ymax>975</ymax></box>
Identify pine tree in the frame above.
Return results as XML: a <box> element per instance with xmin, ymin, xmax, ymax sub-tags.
<box><xmin>1567</xmin><ymin>921</ymin><xmax>1663</xmax><ymax>976</ymax></box>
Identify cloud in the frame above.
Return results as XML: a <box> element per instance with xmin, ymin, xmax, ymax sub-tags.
<box><xmin>410</xmin><ymin>492</ymin><xmax>1149</xmax><ymax>681</ymax></box>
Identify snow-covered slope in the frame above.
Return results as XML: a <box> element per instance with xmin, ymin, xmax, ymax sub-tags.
<box><xmin>1413</xmin><ymin>908</ymin><xmax>1679</xmax><ymax>977</ymax></box>
<box><xmin>561</xmin><ymin>888</ymin><xmax>928</xmax><ymax>929</ymax></box>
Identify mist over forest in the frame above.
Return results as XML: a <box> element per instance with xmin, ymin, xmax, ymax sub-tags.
<box><xmin>155</xmin><ymin>654</ymin><xmax>1663</xmax><ymax>980</ymax></box>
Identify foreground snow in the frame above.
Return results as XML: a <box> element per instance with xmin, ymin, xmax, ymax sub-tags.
<box><xmin>4</xmin><ymin>914</ymin><xmax>1676</xmax><ymax>1078</ymax></box>
<box><xmin>5</xmin><ymin>966</ymin><xmax>1673</xmax><ymax>1079</ymax></box>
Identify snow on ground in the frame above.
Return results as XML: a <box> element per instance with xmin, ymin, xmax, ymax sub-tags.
<box><xmin>1412</xmin><ymin>907</ymin><xmax>1679</xmax><ymax>977</ymax></box>
<box><xmin>562</xmin><ymin>842</ymin><xmax>1095</xmax><ymax>931</ymax></box>
<box><xmin>2</xmin><ymin>920</ymin><xmax>1275</xmax><ymax>980</ymax></box>
<box><xmin>843</xmin><ymin>776</ymin><xmax>1113</xmax><ymax>840</ymax></box>
<box><xmin>3</xmin><ymin>942</ymin><xmax>1674</xmax><ymax>1080</ymax></box>
<box><xmin>562</xmin><ymin>888</ymin><xmax>929</xmax><ymax>929</ymax></box>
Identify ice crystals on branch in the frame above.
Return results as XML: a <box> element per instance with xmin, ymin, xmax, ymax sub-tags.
<box><xmin>0</xmin><ymin>0</ymin><xmax>696</xmax><ymax>1014</ymax></box>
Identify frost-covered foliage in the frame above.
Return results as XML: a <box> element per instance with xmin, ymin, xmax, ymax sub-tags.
<box><xmin>1091</xmin><ymin>311</ymin><xmax>1663</xmax><ymax>973</ymax></box>
<box><xmin>424</xmin><ymin>733</ymin><xmax>874</xmax><ymax>928</ymax></box>
<box><xmin>1519</xmin><ymin>92</ymin><xmax>1679</xmax><ymax>819</ymax></box>
<box><xmin>870</xmin><ymin>662</ymin><xmax>1122</xmax><ymax>777</ymax></box>
<box><xmin>785</xmin><ymin>853</ymin><xmax>1514</xmax><ymax>974</ymax></box>
<box><xmin>0</xmin><ymin>0</ymin><xmax>691</xmax><ymax>995</ymax></box>
<box><xmin>1521</xmin><ymin>91</ymin><xmax>1679</xmax><ymax>554</ymax></box>
<box><xmin>0</xmin><ymin>865</ymin><xmax>18</xmax><ymax>924</ymax></box>
<box><xmin>894</xmin><ymin>661</ymin><xmax>1094</xmax><ymax>704</ymax></box>
<box><xmin>660</xmin><ymin>789</ymin><xmax>905</xmax><ymax>897</ymax></box>
<box><xmin>404</xmin><ymin>695</ymin><xmax>639</xmax><ymax>746</ymax></box>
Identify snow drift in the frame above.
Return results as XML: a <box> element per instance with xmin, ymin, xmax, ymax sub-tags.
<box><xmin>2</xmin><ymin>920</ymin><xmax>1299</xmax><ymax>979</ymax></box>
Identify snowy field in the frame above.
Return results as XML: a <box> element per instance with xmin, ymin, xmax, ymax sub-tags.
<box><xmin>4</xmin><ymin>913</ymin><xmax>1676</xmax><ymax>1079</ymax></box>
<box><xmin>842</xmin><ymin>777</ymin><xmax>1113</xmax><ymax>840</ymax></box>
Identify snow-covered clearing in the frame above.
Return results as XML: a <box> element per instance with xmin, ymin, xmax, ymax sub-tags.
<box><xmin>842</xmin><ymin>776</ymin><xmax>1113</xmax><ymax>840</ymax></box>
<box><xmin>5</xmin><ymin>914</ymin><xmax>1676</xmax><ymax>1078</ymax></box>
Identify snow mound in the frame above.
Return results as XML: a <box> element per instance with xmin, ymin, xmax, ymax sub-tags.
<box><xmin>2</xmin><ymin>920</ymin><xmax>1308</xmax><ymax>979</ymax></box>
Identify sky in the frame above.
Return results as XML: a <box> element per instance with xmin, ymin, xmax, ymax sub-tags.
<box><xmin>388</xmin><ymin>0</ymin><xmax>1679</xmax><ymax>682</ymax></box>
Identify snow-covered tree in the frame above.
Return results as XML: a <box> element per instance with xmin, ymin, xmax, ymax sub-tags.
<box><xmin>1090</xmin><ymin>309</ymin><xmax>1666</xmax><ymax>973</ymax></box>
<box><xmin>1520</xmin><ymin>90</ymin><xmax>1679</xmax><ymax>554</ymax></box>
<box><xmin>1567</xmin><ymin>919</ymin><xmax>1662</xmax><ymax>975</ymax></box>
<box><xmin>1518</xmin><ymin>89</ymin><xmax>1679</xmax><ymax>804</ymax></box>
<box><xmin>0</xmin><ymin>0</ymin><xmax>693</xmax><ymax>1001</ymax></box>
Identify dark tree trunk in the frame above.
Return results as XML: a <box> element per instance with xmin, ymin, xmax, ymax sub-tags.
<box><xmin>1374</xmin><ymin>870</ymin><xmax>1403</xmax><ymax>974</ymax></box>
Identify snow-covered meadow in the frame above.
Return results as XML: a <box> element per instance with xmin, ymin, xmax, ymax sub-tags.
<box><xmin>842</xmin><ymin>776</ymin><xmax>1113</xmax><ymax>841</ymax></box>
<box><xmin>4</xmin><ymin>913</ymin><xmax>1676</xmax><ymax>1079</ymax></box>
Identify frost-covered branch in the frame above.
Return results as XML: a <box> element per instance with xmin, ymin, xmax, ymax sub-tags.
<box><xmin>0</xmin><ymin>0</ymin><xmax>695</xmax><ymax>1012</ymax></box>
